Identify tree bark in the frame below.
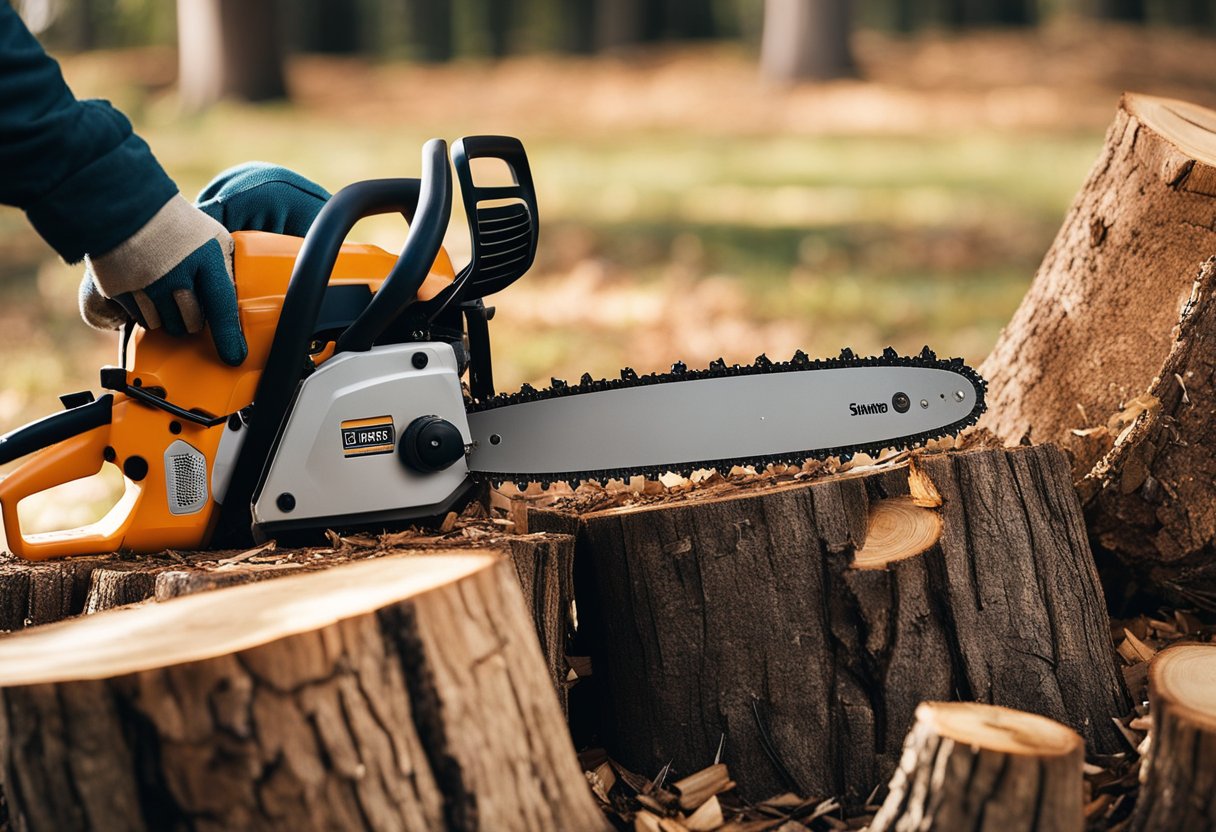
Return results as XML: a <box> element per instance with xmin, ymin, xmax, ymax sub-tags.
<box><xmin>760</xmin><ymin>0</ymin><xmax>855</xmax><ymax>84</ymax></box>
<box><xmin>177</xmin><ymin>0</ymin><xmax>288</xmax><ymax>111</ymax></box>
<box><xmin>531</xmin><ymin>445</ymin><xmax>1130</xmax><ymax>804</ymax></box>
<box><xmin>0</xmin><ymin>555</ymin><xmax>113</xmax><ymax>632</ymax></box>
<box><xmin>870</xmin><ymin>702</ymin><xmax>1084</xmax><ymax>832</ymax></box>
<box><xmin>0</xmin><ymin>552</ymin><xmax>607</xmax><ymax>832</ymax></box>
<box><xmin>1129</xmin><ymin>644</ymin><xmax>1216</xmax><ymax>832</ymax></box>
<box><xmin>978</xmin><ymin>95</ymin><xmax>1216</xmax><ymax>608</ymax></box>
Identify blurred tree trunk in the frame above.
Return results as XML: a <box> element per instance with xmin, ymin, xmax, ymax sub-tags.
<box><xmin>561</xmin><ymin>0</ymin><xmax>596</xmax><ymax>53</ymax></box>
<box><xmin>1162</xmin><ymin>0</ymin><xmax>1215</xmax><ymax>26</ymax></box>
<box><xmin>760</xmin><ymin>0</ymin><xmax>855</xmax><ymax>83</ymax></box>
<box><xmin>405</xmin><ymin>0</ymin><xmax>454</xmax><ymax>61</ymax></box>
<box><xmin>892</xmin><ymin>0</ymin><xmax>917</xmax><ymax>32</ymax></box>
<box><xmin>944</xmin><ymin>0</ymin><xmax>1036</xmax><ymax>25</ymax></box>
<box><xmin>664</xmin><ymin>0</ymin><xmax>718</xmax><ymax>39</ymax></box>
<box><xmin>297</xmin><ymin>0</ymin><xmax>360</xmax><ymax>53</ymax></box>
<box><xmin>596</xmin><ymin>0</ymin><xmax>645</xmax><ymax>49</ymax></box>
<box><xmin>65</xmin><ymin>0</ymin><xmax>96</xmax><ymax>50</ymax></box>
<box><xmin>177</xmin><ymin>0</ymin><xmax>287</xmax><ymax>111</ymax></box>
<box><xmin>486</xmin><ymin>0</ymin><xmax>512</xmax><ymax>57</ymax></box>
<box><xmin>1091</xmin><ymin>0</ymin><xmax>1147</xmax><ymax>21</ymax></box>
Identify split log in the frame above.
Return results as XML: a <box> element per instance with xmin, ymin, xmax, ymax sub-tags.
<box><xmin>869</xmin><ymin>702</ymin><xmax>1084</xmax><ymax>832</ymax></box>
<box><xmin>0</xmin><ymin>552</ymin><xmax>607</xmax><ymax>832</ymax></box>
<box><xmin>531</xmin><ymin>445</ymin><xmax>1130</xmax><ymax>803</ymax></box>
<box><xmin>1130</xmin><ymin>643</ymin><xmax>1216</xmax><ymax>832</ymax></box>
<box><xmin>978</xmin><ymin>94</ymin><xmax>1216</xmax><ymax>606</ymax></box>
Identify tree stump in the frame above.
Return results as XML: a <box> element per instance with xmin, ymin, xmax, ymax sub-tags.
<box><xmin>978</xmin><ymin>94</ymin><xmax>1216</xmax><ymax>606</ymax></box>
<box><xmin>0</xmin><ymin>552</ymin><xmax>607</xmax><ymax>832</ymax></box>
<box><xmin>869</xmin><ymin>702</ymin><xmax>1084</xmax><ymax>832</ymax></box>
<box><xmin>531</xmin><ymin>445</ymin><xmax>1130</xmax><ymax>803</ymax></box>
<box><xmin>0</xmin><ymin>531</ymin><xmax>577</xmax><ymax>709</ymax></box>
<box><xmin>1129</xmin><ymin>644</ymin><xmax>1216</xmax><ymax>832</ymax></box>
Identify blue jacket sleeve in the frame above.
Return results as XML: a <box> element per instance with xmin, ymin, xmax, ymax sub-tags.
<box><xmin>0</xmin><ymin>2</ymin><xmax>177</xmax><ymax>262</ymax></box>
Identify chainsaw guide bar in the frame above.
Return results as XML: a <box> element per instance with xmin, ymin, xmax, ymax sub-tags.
<box><xmin>465</xmin><ymin>346</ymin><xmax>987</xmax><ymax>488</ymax></box>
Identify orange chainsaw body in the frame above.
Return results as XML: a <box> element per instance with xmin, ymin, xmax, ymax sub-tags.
<box><xmin>0</xmin><ymin>231</ymin><xmax>454</xmax><ymax>560</ymax></box>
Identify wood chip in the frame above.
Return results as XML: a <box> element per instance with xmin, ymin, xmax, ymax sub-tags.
<box><xmin>1085</xmin><ymin>793</ymin><xmax>1113</xmax><ymax>819</ymax></box>
<box><xmin>685</xmin><ymin>795</ymin><xmax>724</xmax><ymax>831</ymax></box>
<box><xmin>759</xmin><ymin>792</ymin><xmax>804</xmax><ymax>809</ymax></box>
<box><xmin>1120</xmin><ymin>628</ymin><xmax>1157</xmax><ymax>662</ymax></box>
<box><xmin>216</xmin><ymin>540</ymin><xmax>276</xmax><ymax>567</ymax></box>
<box><xmin>673</xmin><ymin>763</ymin><xmax>733</xmax><ymax>811</ymax></box>
<box><xmin>634</xmin><ymin>810</ymin><xmax>664</xmax><ymax>832</ymax></box>
<box><xmin>340</xmin><ymin>534</ymin><xmax>377</xmax><ymax>548</ymax></box>
<box><xmin>567</xmin><ymin>655</ymin><xmax>593</xmax><ymax>678</ymax></box>
<box><xmin>439</xmin><ymin>512</ymin><xmax>458</xmax><ymax>533</ymax></box>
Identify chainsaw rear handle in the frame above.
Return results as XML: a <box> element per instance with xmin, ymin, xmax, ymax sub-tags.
<box><xmin>0</xmin><ymin>405</ymin><xmax>137</xmax><ymax>560</ymax></box>
<box><xmin>210</xmin><ymin>138</ymin><xmax>452</xmax><ymax>548</ymax></box>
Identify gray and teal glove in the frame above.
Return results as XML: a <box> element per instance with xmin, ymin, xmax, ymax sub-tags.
<box><xmin>78</xmin><ymin>164</ymin><xmax>330</xmax><ymax>366</ymax></box>
<box><xmin>81</xmin><ymin>194</ymin><xmax>246</xmax><ymax>365</ymax></box>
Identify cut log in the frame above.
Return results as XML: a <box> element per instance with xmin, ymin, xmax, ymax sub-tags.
<box><xmin>531</xmin><ymin>445</ymin><xmax>1130</xmax><ymax>803</ymax></box>
<box><xmin>869</xmin><ymin>702</ymin><xmax>1084</xmax><ymax>832</ymax></box>
<box><xmin>978</xmin><ymin>94</ymin><xmax>1216</xmax><ymax>607</ymax></box>
<box><xmin>0</xmin><ymin>555</ymin><xmax>113</xmax><ymax>632</ymax></box>
<box><xmin>0</xmin><ymin>531</ymin><xmax>577</xmax><ymax>709</ymax></box>
<box><xmin>1130</xmin><ymin>643</ymin><xmax>1216</xmax><ymax>832</ymax></box>
<box><xmin>0</xmin><ymin>552</ymin><xmax>608</xmax><ymax>832</ymax></box>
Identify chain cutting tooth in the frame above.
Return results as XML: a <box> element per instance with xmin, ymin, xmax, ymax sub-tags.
<box><xmin>839</xmin><ymin>347</ymin><xmax>855</xmax><ymax>361</ymax></box>
<box><xmin>550</xmin><ymin>377</ymin><xmax>568</xmax><ymax>391</ymax></box>
<box><xmin>709</xmin><ymin>358</ymin><xmax>727</xmax><ymax>372</ymax></box>
<box><xmin>882</xmin><ymin>346</ymin><xmax>898</xmax><ymax>360</ymax></box>
<box><xmin>671</xmin><ymin>361</ymin><xmax>687</xmax><ymax>374</ymax></box>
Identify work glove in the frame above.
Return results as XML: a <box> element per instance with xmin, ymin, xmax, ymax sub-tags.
<box><xmin>79</xmin><ymin>164</ymin><xmax>331</xmax><ymax>365</ymax></box>
<box><xmin>81</xmin><ymin>195</ymin><xmax>246</xmax><ymax>366</ymax></box>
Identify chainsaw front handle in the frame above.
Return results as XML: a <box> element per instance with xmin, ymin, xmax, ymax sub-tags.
<box><xmin>211</xmin><ymin>138</ymin><xmax>453</xmax><ymax>547</ymax></box>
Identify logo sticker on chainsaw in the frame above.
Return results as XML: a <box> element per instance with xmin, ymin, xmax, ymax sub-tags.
<box><xmin>340</xmin><ymin>416</ymin><xmax>396</xmax><ymax>457</ymax></box>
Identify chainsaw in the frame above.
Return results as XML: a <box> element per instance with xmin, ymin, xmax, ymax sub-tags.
<box><xmin>0</xmin><ymin>136</ymin><xmax>986</xmax><ymax>561</ymax></box>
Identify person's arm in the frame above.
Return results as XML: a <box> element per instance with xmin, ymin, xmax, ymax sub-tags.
<box><xmin>0</xmin><ymin>2</ymin><xmax>246</xmax><ymax>365</ymax></box>
<box><xmin>0</xmin><ymin>2</ymin><xmax>175</xmax><ymax>260</ymax></box>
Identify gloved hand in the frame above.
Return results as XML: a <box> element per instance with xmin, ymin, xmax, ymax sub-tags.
<box><xmin>81</xmin><ymin>194</ymin><xmax>246</xmax><ymax>366</ymax></box>
<box><xmin>79</xmin><ymin>164</ymin><xmax>330</xmax><ymax>366</ymax></box>
<box><xmin>195</xmin><ymin>161</ymin><xmax>331</xmax><ymax>236</ymax></box>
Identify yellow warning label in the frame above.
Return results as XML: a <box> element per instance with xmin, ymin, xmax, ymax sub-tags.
<box><xmin>340</xmin><ymin>415</ymin><xmax>395</xmax><ymax>457</ymax></box>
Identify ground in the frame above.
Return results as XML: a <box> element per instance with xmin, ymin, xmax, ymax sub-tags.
<box><xmin>1</xmin><ymin>21</ymin><xmax>1214</xmax><ymax>529</ymax></box>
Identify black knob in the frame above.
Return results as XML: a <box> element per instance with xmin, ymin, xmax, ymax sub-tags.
<box><xmin>400</xmin><ymin>415</ymin><xmax>465</xmax><ymax>472</ymax></box>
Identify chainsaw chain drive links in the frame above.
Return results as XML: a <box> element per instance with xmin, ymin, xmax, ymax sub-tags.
<box><xmin>466</xmin><ymin>345</ymin><xmax>988</xmax><ymax>488</ymax></box>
